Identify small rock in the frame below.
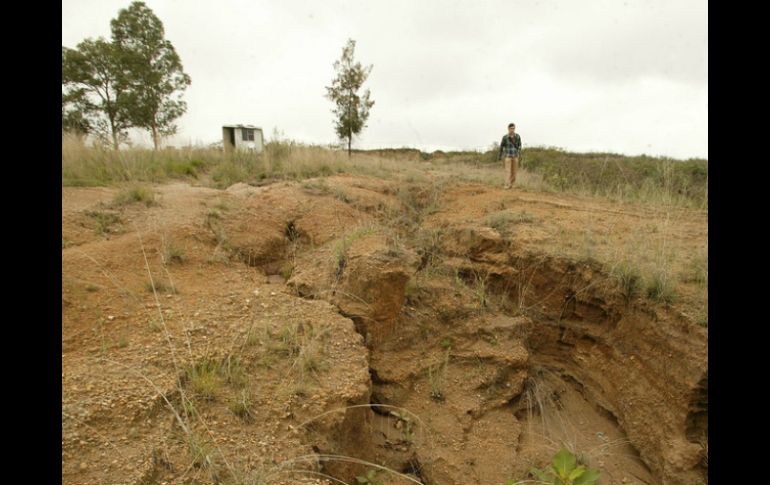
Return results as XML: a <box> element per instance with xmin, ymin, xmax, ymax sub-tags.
<box><xmin>107</xmin><ymin>315</ymin><xmax>115</xmax><ymax>321</ymax></box>
<box><xmin>79</xmin><ymin>462</ymin><xmax>88</xmax><ymax>471</ymax></box>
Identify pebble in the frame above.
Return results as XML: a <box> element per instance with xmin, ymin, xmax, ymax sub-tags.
<box><xmin>107</xmin><ymin>315</ymin><xmax>115</xmax><ymax>321</ymax></box>
<box><xmin>79</xmin><ymin>462</ymin><xmax>88</xmax><ymax>471</ymax></box>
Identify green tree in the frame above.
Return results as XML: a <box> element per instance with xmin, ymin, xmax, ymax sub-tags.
<box><xmin>111</xmin><ymin>1</ymin><xmax>191</xmax><ymax>150</ymax></box>
<box><xmin>325</xmin><ymin>39</ymin><xmax>374</xmax><ymax>157</ymax></box>
<box><xmin>62</xmin><ymin>40</ymin><xmax>133</xmax><ymax>149</ymax></box>
<box><xmin>61</xmin><ymin>89</ymin><xmax>91</xmax><ymax>137</ymax></box>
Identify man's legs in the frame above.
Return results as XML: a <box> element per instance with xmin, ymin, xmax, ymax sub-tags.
<box><xmin>504</xmin><ymin>157</ymin><xmax>517</xmax><ymax>188</ymax></box>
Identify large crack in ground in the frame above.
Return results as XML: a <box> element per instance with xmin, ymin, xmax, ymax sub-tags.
<box><xmin>278</xmin><ymin>227</ymin><xmax>707</xmax><ymax>484</ymax></box>
<box><xmin>62</xmin><ymin>178</ymin><xmax>707</xmax><ymax>485</ymax></box>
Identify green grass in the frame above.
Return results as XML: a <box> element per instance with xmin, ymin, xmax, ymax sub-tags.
<box><xmin>84</xmin><ymin>209</ymin><xmax>122</xmax><ymax>234</ymax></box>
<box><xmin>111</xmin><ymin>186</ymin><xmax>156</xmax><ymax>207</ymax></box>
<box><xmin>185</xmin><ymin>360</ymin><xmax>222</xmax><ymax>400</ymax></box>
<box><xmin>184</xmin><ymin>356</ymin><xmax>248</xmax><ymax>401</ymax></box>
<box><xmin>145</xmin><ymin>279</ymin><xmax>178</xmax><ymax>294</ymax></box>
<box><xmin>646</xmin><ymin>271</ymin><xmax>677</xmax><ymax>304</ymax></box>
<box><xmin>163</xmin><ymin>242</ymin><xmax>186</xmax><ymax>265</ymax></box>
<box><xmin>612</xmin><ymin>261</ymin><xmax>641</xmax><ymax>300</ymax></box>
<box><xmin>483</xmin><ymin>210</ymin><xmax>535</xmax><ymax>236</ymax></box>
<box><xmin>228</xmin><ymin>389</ymin><xmax>253</xmax><ymax>419</ymax></box>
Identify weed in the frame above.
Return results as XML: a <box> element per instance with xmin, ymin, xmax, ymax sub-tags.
<box><xmin>163</xmin><ymin>242</ymin><xmax>186</xmax><ymax>265</ymax></box>
<box><xmin>145</xmin><ymin>279</ymin><xmax>178</xmax><ymax>294</ymax></box>
<box><xmin>356</xmin><ymin>469</ymin><xmax>384</xmax><ymax>485</ymax></box>
<box><xmin>228</xmin><ymin>389</ymin><xmax>253</xmax><ymax>420</ymax></box>
<box><xmin>427</xmin><ymin>349</ymin><xmax>450</xmax><ymax>401</ymax></box>
<box><xmin>84</xmin><ymin>209</ymin><xmax>122</xmax><ymax>235</ymax></box>
<box><xmin>112</xmin><ymin>186</ymin><xmax>156</xmax><ymax>207</ymax></box>
<box><xmin>185</xmin><ymin>360</ymin><xmax>222</xmax><ymax>400</ymax></box>
<box><xmin>507</xmin><ymin>447</ymin><xmax>600</xmax><ymax>485</ymax></box>
<box><xmin>647</xmin><ymin>271</ymin><xmax>676</xmax><ymax>304</ymax></box>
<box><xmin>333</xmin><ymin>187</ymin><xmax>351</xmax><ymax>203</ymax></box>
<box><xmin>285</xmin><ymin>221</ymin><xmax>301</xmax><ymax>242</ymax></box>
<box><xmin>280</xmin><ymin>262</ymin><xmax>294</xmax><ymax>281</ymax></box>
<box><xmin>484</xmin><ymin>210</ymin><xmax>535</xmax><ymax>235</ymax></box>
<box><xmin>613</xmin><ymin>261</ymin><xmax>641</xmax><ymax>300</ymax></box>
<box><xmin>405</xmin><ymin>277</ymin><xmax>419</xmax><ymax>303</ymax></box>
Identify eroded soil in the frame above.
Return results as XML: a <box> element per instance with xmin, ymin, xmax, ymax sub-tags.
<box><xmin>62</xmin><ymin>175</ymin><xmax>707</xmax><ymax>485</ymax></box>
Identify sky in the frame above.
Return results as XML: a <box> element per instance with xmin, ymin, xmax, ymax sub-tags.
<box><xmin>62</xmin><ymin>0</ymin><xmax>708</xmax><ymax>159</ymax></box>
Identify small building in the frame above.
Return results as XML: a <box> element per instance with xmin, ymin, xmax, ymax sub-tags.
<box><xmin>222</xmin><ymin>125</ymin><xmax>264</xmax><ymax>153</ymax></box>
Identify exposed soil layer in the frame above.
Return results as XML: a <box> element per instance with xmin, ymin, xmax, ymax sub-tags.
<box><xmin>62</xmin><ymin>176</ymin><xmax>707</xmax><ymax>485</ymax></box>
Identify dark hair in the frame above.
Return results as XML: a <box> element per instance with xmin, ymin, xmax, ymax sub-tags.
<box><xmin>508</xmin><ymin>123</ymin><xmax>515</xmax><ymax>128</ymax></box>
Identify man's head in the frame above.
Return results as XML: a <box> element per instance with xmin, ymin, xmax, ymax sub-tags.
<box><xmin>508</xmin><ymin>123</ymin><xmax>516</xmax><ymax>135</ymax></box>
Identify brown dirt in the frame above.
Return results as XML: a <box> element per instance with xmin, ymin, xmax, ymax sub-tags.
<box><xmin>62</xmin><ymin>175</ymin><xmax>707</xmax><ymax>485</ymax></box>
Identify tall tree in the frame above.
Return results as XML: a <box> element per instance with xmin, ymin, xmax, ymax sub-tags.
<box><xmin>62</xmin><ymin>40</ymin><xmax>133</xmax><ymax>149</ymax></box>
<box><xmin>111</xmin><ymin>1</ymin><xmax>191</xmax><ymax>150</ymax></box>
<box><xmin>325</xmin><ymin>39</ymin><xmax>374</xmax><ymax>157</ymax></box>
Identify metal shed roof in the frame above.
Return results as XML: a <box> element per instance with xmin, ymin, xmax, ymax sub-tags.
<box><xmin>222</xmin><ymin>124</ymin><xmax>263</xmax><ymax>130</ymax></box>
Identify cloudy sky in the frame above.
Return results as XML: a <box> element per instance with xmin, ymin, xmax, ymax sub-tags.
<box><xmin>62</xmin><ymin>0</ymin><xmax>708</xmax><ymax>159</ymax></box>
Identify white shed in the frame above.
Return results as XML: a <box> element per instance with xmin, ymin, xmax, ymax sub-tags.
<box><xmin>222</xmin><ymin>125</ymin><xmax>264</xmax><ymax>153</ymax></box>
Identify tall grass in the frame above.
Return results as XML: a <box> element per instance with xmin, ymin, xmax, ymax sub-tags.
<box><xmin>518</xmin><ymin>147</ymin><xmax>708</xmax><ymax>208</ymax></box>
<box><xmin>62</xmin><ymin>133</ymin><xmax>707</xmax><ymax>209</ymax></box>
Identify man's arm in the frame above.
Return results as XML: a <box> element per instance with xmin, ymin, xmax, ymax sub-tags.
<box><xmin>498</xmin><ymin>136</ymin><xmax>505</xmax><ymax>160</ymax></box>
<box><xmin>514</xmin><ymin>134</ymin><xmax>522</xmax><ymax>151</ymax></box>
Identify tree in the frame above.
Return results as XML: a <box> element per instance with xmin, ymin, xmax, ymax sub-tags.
<box><xmin>325</xmin><ymin>39</ymin><xmax>374</xmax><ymax>157</ymax></box>
<box><xmin>62</xmin><ymin>40</ymin><xmax>133</xmax><ymax>149</ymax></box>
<box><xmin>111</xmin><ymin>1</ymin><xmax>191</xmax><ymax>150</ymax></box>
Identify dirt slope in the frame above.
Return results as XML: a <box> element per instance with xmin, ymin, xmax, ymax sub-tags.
<box><xmin>62</xmin><ymin>176</ymin><xmax>707</xmax><ymax>485</ymax></box>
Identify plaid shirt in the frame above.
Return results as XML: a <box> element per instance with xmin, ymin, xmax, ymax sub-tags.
<box><xmin>498</xmin><ymin>133</ymin><xmax>522</xmax><ymax>160</ymax></box>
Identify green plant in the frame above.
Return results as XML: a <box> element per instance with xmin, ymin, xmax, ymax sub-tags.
<box><xmin>280</xmin><ymin>262</ymin><xmax>294</xmax><ymax>281</ymax></box>
<box><xmin>507</xmin><ymin>448</ymin><xmax>600</xmax><ymax>485</ymax></box>
<box><xmin>484</xmin><ymin>210</ymin><xmax>535</xmax><ymax>235</ymax></box>
<box><xmin>647</xmin><ymin>271</ymin><xmax>676</xmax><ymax>303</ymax></box>
<box><xmin>145</xmin><ymin>279</ymin><xmax>178</xmax><ymax>294</ymax></box>
<box><xmin>84</xmin><ymin>209</ymin><xmax>122</xmax><ymax>234</ymax></box>
<box><xmin>427</xmin><ymin>349</ymin><xmax>450</xmax><ymax>401</ymax></box>
<box><xmin>356</xmin><ymin>469</ymin><xmax>384</xmax><ymax>485</ymax></box>
<box><xmin>228</xmin><ymin>389</ymin><xmax>253</xmax><ymax>419</ymax></box>
<box><xmin>613</xmin><ymin>261</ymin><xmax>641</xmax><ymax>300</ymax></box>
<box><xmin>185</xmin><ymin>360</ymin><xmax>222</xmax><ymax>400</ymax></box>
<box><xmin>162</xmin><ymin>241</ymin><xmax>185</xmax><ymax>264</ymax></box>
<box><xmin>333</xmin><ymin>187</ymin><xmax>351</xmax><ymax>203</ymax></box>
<box><xmin>112</xmin><ymin>186</ymin><xmax>157</xmax><ymax>207</ymax></box>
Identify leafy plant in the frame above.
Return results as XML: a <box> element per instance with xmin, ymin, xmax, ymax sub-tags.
<box><xmin>507</xmin><ymin>448</ymin><xmax>600</xmax><ymax>485</ymax></box>
<box><xmin>356</xmin><ymin>469</ymin><xmax>384</xmax><ymax>485</ymax></box>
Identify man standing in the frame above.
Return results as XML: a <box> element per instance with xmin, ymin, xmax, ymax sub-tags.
<box><xmin>498</xmin><ymin>123</ymin><xmax>522</xmax><ymax>189</ymax></box>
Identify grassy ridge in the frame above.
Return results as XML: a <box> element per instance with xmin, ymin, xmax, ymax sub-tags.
<box><xmin>62</xmin><ymin>133</ymin><xmax>707</xmax><ymax>208</ymax></box>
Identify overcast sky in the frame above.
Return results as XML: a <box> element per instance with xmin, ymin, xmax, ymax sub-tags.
<box><xmin>62</xmin><ymin>0</ymin><xmax>708</xmax><ymax>159</ymax></box>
